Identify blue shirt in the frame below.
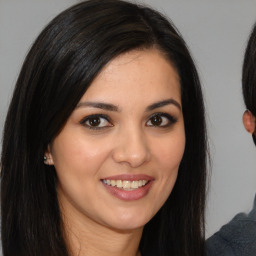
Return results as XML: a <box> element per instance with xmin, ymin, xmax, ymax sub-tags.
<box><xmin>206</xmin><ymin>195</ymin><xmax>256</xmax><ymax>256</ymax></box>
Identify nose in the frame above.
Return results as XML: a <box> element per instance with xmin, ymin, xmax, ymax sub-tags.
<box><xmin>112</xmin><ymin>126</ymin><xmax>151</xmax><ymax>168</ymax></box>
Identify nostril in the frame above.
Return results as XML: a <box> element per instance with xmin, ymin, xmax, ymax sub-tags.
<box><xmin>112</xmin><ymin>140</ymin><xmax>150</xmax><ymax>167</ymax></box>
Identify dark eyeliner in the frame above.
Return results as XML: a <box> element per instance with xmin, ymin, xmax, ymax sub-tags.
<box><xmin>79</xmin><ymin>114</ymin><xmax>112</xmax><ymax>130</ymax></box>
<box><xmin>149</xmin><ymin>112</ymin><xmax>177</xmax><ymax>127</ymax></box>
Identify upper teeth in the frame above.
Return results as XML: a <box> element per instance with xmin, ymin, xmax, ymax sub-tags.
<box><xmin>103</xmin><ymin>179</ymin><xmax>148</xmax><ymax>190</ymax></box>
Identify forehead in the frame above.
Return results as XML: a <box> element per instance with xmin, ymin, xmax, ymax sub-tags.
<box><xmin>80</xmin><ymin>48</ymin><xmax>181</xmax><ymax>106</ymax></box>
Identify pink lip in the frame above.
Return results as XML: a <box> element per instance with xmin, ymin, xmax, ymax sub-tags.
<box><xmin>101</xmin><ymin>174</ymin><xmax>154</xmax><ymax>201</ymax></box>
<box><xmin>102</xmin><ymin>174</ymin><xmax>154</xmax><ymax>181</ymax></box>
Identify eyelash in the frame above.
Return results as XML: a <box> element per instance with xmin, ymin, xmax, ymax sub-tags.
<box><xmin>80</xmin><ymin>112</ymin><xmax>177</xmax><ymax>130</ymax></box>
<box><xmin>146</xmin><ymin>112</ymin><xmax>177</xmax><ymax>128</ymax></box>
<box><xmin>80</xmin><ymin>114</ymin><xmax>113</xmax><ymax>130</ymax></box>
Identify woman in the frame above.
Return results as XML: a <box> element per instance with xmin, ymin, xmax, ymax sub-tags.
<box><xmin>1</xmin><ymin>0</ymin><xmax>208</xmax><ymax>255</ymax></box>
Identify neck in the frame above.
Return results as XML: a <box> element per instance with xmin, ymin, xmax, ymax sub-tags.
<box><xmin>62</xmin><ymin>210</ymin><xmax>143</xmax><ymax>256</ymax></box>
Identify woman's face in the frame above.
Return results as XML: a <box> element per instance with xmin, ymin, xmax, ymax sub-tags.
<box><xmin>47</xmin><ymin>48</ymin><xmax>185</xmax><ymax>231</ymax></box>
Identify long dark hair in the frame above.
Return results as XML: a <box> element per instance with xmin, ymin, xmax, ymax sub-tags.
<box><xmin>1</xmin><ymin>1</ymin><xmax>207</xmax><ymax>255</ymax></box>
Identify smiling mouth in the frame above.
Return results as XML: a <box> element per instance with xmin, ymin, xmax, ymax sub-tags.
<box><xmin>102</xmin><ymin>179</ymin><xmax>149</xmax><ymax>191</ymax></box>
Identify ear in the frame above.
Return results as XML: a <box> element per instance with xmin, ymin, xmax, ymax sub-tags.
<box><xmin>243</xmin><ymin>110</ymin><xmax>256</xmax><ymax>134</ymax></box>
<box><xmin>44</xmin><ymin>145</ymin><xmax>54</xmax><ymax>165</ymax></box>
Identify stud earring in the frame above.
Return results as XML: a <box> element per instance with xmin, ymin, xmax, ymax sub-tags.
<box><xmin>43</xmin><ymin>155</ymin><xmax>48</xmax><ymax>165</ymax></box>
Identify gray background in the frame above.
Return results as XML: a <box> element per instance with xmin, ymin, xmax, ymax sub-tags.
<box><xmin>1</xmin><ymin>0</ymin><xmax>256</xmax><ymax>239</ymax></box>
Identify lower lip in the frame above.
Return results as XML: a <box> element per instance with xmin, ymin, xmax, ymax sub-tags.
<box><xmin>101</xmin><ymin>181</ymin><xmax>153</xmax><ymax>201</ymax></box>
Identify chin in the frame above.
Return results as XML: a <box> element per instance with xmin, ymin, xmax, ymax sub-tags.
<box><xmin>105</xmin><ymin>209</ymin><xmax>153</xmax><ymax>231</ymax></box>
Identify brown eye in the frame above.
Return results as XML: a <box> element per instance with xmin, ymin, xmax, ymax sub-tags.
<box><xmin>151</xmin><ymin>115</ymin><xmax>163</xmax><ymax>126</ymax></box>
<box><xmin>88</xmin><ymin>117</ymin><xmax>101</xmax><ymax>127</ymax></box>
<box><xmin>81</xmin><ymin>114</ymin><xmax>113</xmax><ymax>130</ymax></box>
<box><xmin>146</xmin><ymin>113</ymin><xmax>177</xmax><ymax>127</ymax></box>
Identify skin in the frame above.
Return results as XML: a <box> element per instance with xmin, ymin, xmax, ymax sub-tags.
<box><xmin>46</xmin><ymin>48</ymin><xmax>185</xmax><ymax>256</ymax></box>
<box><xmin>243</xmin><ymin>110</ymin><xmax>256</xmax><ymax>135</ymax></box>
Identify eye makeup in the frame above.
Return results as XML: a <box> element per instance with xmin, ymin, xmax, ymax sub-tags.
<box><xmin>80</xmin><ymin>114</ymin><xmax>113</xmax><ymax>130</ymax></box>
<box><xmin>146</xmin><ymin>112</ymin><xmax>177</xmax><ymax>128</ymax></box>
<box><xmin>79</xmin><ymin>111</ymin><xmax>178</xmax><ymax>132</ymax></box>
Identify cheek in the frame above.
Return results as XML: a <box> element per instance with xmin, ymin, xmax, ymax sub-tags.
<box><xmin>50</xmin><ymin>133</ymin><xmax>112</xmax><ymax>179</ymax></box>
<box><xmin>154</xmin><ymin>132</ymin><xmax>185</xmax><ymax>172</ymax></box>
<box><xmin>50</xmin><ymin>135</ymin><xmax>113</xmax><ymax>211</ymax></box>
<box><xmin>147</xmin><ymin>132</ymin><xmax>185</xmax><ymax>216</ymax></box>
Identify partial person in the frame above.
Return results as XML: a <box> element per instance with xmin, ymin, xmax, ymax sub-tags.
<box><xmin>207</xmin><ymin>23</ymin><xmax>256</xmax><ymax>256</ymax></box>
<box><xmin>1</xmin><ymin>1</ymin><xmax>208</xmax><ymax>255</ymax></box>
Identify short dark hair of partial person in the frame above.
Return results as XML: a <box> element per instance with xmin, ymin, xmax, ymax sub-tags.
<box><xmin>1</xmin><ymin>0</ymin><xmax>208</xmax><ymax>255</ymax></box>
<box><xmin>242</xmin><ymin>23</ymin><xmax>256</xmax><ymax>144</ymax></box>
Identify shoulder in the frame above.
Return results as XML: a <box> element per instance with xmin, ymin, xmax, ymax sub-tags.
<box><xmin>206</xmin><ymin>195</ymin><xmax>256</xmax><ymax>256</ymax></box>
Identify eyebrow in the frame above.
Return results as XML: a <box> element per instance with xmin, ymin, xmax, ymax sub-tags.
<box><xmin>76</xmin><ymin>98</ymin><xmax>181</xmax><ymax>112</ymax></box>
<box><xmin>146</xmin><ymin>99</ymin><xmax>181</xmax><ymax>111</ymax></box>
<box><xmin>76</xmin><ymin>102</ymin><xmax>119</xmax><ymax>112</ymax></box>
